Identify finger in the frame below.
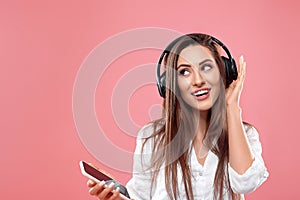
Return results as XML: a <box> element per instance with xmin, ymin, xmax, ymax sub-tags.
<box><xmin>239</xmin><ymin>59</ymin><xmax>246</xmax><ymax>83</ymax></box>
<box><xmin>233</xmin><ymin>66</ymin><xmax>245</xmax><ymax>94</ymax></box>
<box><xmin>230</xmin><ymin>65</ymin><xmax>245</xmax><ymax>96</ymax></box>
<box><xmin>225</xmin><ymin>82</ymin><xmax>235</xmax><ymax>98</ymax></box>
<box><xmin>235</xmin><ymin>56</ymin><xmax>245</xmax><ymax>83</ymax></box>
<box><xmin>240</xmin><ymin>56</ymin><xmax>246</xmax><ymax>76</ymax></box>
<box><xmin>87</xmin><ymin>179</ymin><xmax>97</xmax><ymax>187</ymax></box>
<box><xmin>239</xmin><ymin>56</ymin><xmax>243</xmax><ymax>76</ymax></box>
<box><xmin>108</xmin><ymin>187</ymin><xmax>121</xmax><ymax>200</ymax></box>
<box><xmin>89</xmin><ymin>180</ymin><xmax>106</xmax><ymax>196</ymax></box>
<box><xmin>98</xmin><ymin>182</ymin><xmax>115</xmax><ymax>199</ymax></box>
<box><xmin>243</xmin><ymin>60</ymin><xmax>246</xmax><ymax>77</ymax></box>
<box><xmin>234</xmin><ymin>64</ymin><xmax>245</xmax><ymax>88</ymax></box>
<box><xmin>238</xmin><ymin>55</ymin><xmax>244</xmax><ymax>75</ymax></box>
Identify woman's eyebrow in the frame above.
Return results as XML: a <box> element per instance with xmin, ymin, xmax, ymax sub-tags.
<box><xmin>176</xmin><ymin>64</ymin><xmax>191</xmax><ymax>69</ymax></box>
<box><xmin>177</xmin><ymin>58</ymin><xmax>213</xmax><ymax>69</ymax></box>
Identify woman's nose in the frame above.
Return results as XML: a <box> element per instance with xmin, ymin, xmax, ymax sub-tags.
<box><xmin>192</xmin><ymin>70</ymin><xmax>205</xmax><ymax>86</ymax></box>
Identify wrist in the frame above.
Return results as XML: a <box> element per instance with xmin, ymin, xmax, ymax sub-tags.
<box><xmin>226</xmin><ymin>104</ymin><xmax>242</xmax><ymax>123</ymax></box>
<box><xmin>226</xmin><ymin>104</ymin><xmax>242</xmax><ymax>113</ymax></box>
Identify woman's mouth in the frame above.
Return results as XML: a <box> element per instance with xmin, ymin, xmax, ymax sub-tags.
<box><xmin>192</xmin><ymin>88</ymin><xmax>210</xmax><ymax>100</ymax></box>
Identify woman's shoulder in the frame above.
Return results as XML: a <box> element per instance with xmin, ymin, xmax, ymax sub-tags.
<box><xmin>134</xmin><ymin>119</ymin><xmax>165</xmax><ymax>152</ymax></box>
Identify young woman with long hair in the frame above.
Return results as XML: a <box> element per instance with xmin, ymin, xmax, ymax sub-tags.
<box><xmin>87</xmin><ymin>33</ymin><xmax>268</xmax><ymax>200</ymax></box>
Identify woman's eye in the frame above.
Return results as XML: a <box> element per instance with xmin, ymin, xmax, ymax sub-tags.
<box><xmin>202</xmin><ymin>65</ymin><xmax>212</xmax><ymax>71</ymax></box>
<box><xmin>179</xmin><ymin>69</ymin><xmax>190</xmax><ymax>76</ymax></box>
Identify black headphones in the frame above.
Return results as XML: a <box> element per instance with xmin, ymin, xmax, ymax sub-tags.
<box><xmin>156</xmin><ymin>33</ymin><xmax>238</xmax><ymax>98</ymax></box>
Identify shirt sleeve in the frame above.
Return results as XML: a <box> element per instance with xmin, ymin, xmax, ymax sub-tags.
<box><xmin>126</xmin><ymin>124</ymin><xmax>155</xmax><ymax>200</ymax></box>
<box><xmin>228</xmin><ymin>125</ymin><xmax>269</xmax><ymax>194</ymax></box>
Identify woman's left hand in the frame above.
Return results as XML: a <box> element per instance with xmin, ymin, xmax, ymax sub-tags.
<box><xmin>225</xmin><ymin>55</ymin><xmax>246</xmax><ymax>107</ymax></box>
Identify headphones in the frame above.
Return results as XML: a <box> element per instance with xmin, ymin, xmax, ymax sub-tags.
<box><xmin>156</xmin><ymin>33</ymin><xmax>238</xmax><ymax>98</ymax></box>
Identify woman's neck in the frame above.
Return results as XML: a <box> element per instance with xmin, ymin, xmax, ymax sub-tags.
<box><xmin>191</xmin><ymin>109</ymin><xmax>209</xmax><ymax>138</ymax></box>
<box><xmin>192</xmin><ymin>109</ymin><xmax>210</xmax><ymax>159</ymax></box>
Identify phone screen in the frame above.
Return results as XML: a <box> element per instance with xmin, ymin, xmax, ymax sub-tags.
<box><xmin>81</xmin><ymin>161</ymin><xmax>113</xmax><ymax>181</ymax></box>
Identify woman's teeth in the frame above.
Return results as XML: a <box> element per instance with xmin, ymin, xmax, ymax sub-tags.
<box><xmin>193</xmin><ymin>89</ymin><xmax>209</xmax><ymax>96</ymax></box>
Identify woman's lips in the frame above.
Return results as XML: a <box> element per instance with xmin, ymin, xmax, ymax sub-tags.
<box><xmin>191</xmin><ymin>88</ymin><xmax>210</xmax><ymax>100</ymax></box>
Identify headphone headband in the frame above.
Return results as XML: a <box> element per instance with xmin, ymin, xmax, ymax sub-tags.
<box><xmin>156</xmin><ymin>33</ymin><xmax>237</xmax><ymax>98</ymax></box>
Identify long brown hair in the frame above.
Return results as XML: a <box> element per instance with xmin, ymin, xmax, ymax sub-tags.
<box><xmin>143</xmin><ymin>34</ymin><xmax>241</xmax><ymax>200</ymax></box>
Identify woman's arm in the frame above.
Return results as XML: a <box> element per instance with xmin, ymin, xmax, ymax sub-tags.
<box><xmin>225</xmin><ymin>56</ymin><xmax>268</xmax><ymax>193</ymax></box>
<box><xmin>227</xmin><ymin>107</ymin><xmax>254</xmax><ymax>174</ymax></box>
<box><xmin>226</xmin><ymin>55</ymin><xmax>254</xmax><ymax>174</ymax></box>
<box><xmin>228</xmin><ymin>125</ymin><xmax>269</xmax><ymax>193</ymax></box>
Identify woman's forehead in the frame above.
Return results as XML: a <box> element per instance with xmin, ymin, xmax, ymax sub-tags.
<box><xmin>178</xmin><ymin>45</ymin><xmax>214</xmax><ymax>63</ymax></box>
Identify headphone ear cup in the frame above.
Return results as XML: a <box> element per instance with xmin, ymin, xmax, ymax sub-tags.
<box><xmin>221</xmin><ymin>56</ymin><xmax>238</xmax><ymax>88</ymax></box>
<box><xmin>157</xmin><ymin>72</ymin><xmax>166</xmax><ymax>98</ymax></box>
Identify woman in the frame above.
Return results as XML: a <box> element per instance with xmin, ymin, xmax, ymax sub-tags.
<box><xmin>87</xmin><ymin>33</ymin><xmax>268</xmax><ymax>200</ymax></box>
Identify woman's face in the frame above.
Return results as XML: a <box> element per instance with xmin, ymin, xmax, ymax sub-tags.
<box><xmin>176</xmin><ymin>45</ymin><xmax>221</xmax><ymax>111</ymax></box>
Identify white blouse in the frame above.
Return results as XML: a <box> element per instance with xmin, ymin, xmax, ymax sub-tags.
<box><xmin>126</xmin><ymin>123</ymin><xmax>269</xmax><ymax>200</ymax></box>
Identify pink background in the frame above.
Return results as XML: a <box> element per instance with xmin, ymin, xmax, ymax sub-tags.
<box><xmin>1</xmin><ymin>0</ymin><xmax>299</xmax><ymax>199</ymax></box>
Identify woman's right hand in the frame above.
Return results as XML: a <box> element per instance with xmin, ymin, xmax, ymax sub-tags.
<box><xmin>87</xmin><ymin>179</ymin><xmax>123</xmax><ymax>200</ymax></box>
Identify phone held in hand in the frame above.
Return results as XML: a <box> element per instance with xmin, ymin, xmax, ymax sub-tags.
<box><xmin>79</xmin><ymin>160</ymin><xmax>131</xmax><ymax>200</ymax></box>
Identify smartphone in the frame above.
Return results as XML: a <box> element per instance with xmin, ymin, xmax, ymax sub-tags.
<box><xmin>79</xmin><ymin>160</ymin><xmax>114</xmax><ymax>182</ymax></box>
<box><xmin>79</xmin><ymin>160</ymin><xmax>131</xmax><ymax>200</ymax></box>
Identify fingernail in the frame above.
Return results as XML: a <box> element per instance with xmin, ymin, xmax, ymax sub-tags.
<box><xmin>88</xmin><ymin>180</ymin><xmax>94</xmax><ymax>185</ymax></box>
<box><xmin>116</xmin><ymin>187</ymin><xmax>120</xmax><ymax>192</ymax></box>
<box><xmin>108</xmin><ymin>182</ymin><xmax>115</xmax><ymax>188</ymax></box>
<box><xmin>241</xmin><ymin>55</ymin><xmax>244</xmax><ymax>61</ymax></box>
<box><xmin>98</xmin><ymin>180</ymin><xmax>105</xmax><ymax>186</ymax></box>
